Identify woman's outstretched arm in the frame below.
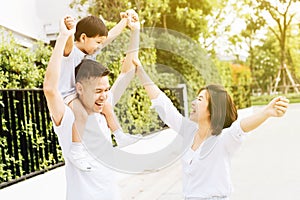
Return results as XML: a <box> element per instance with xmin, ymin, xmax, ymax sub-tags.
<box><xmin>240</xmin><ymin>96</ymin><xmax>289</xmax><ymax>132</ymax></box>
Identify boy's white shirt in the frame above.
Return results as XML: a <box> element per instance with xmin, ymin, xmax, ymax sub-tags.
<box><xmin>58</xmin><ymin>46</ymin><xmax>85</xmax><ymax>99</ymax></box>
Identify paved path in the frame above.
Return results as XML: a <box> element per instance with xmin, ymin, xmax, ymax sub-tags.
<box><xmin>1</xmin><ymin>103</ymin><xmax>299</xmax><ymax>200</ymax></box>
<box><xmin>230</xmin><ymin>103</ymin><xmax>300</xmax><ymax>200</ymax></box>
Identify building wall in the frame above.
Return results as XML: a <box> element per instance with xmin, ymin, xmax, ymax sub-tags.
<box><xmin>0</xmin><ymin>0</ymin><xmax>75</xmax><ymax>46</ymax></box>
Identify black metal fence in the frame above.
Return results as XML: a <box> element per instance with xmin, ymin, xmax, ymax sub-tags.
<box><xmin>0</xmin><ymin>89</ymin><xmax>64</xmax><ymax>189</ymax></box>
<box><xmin>0</xmin><ymin>86</ymin><xmax>188</xmax><ymax>189</ymax></box>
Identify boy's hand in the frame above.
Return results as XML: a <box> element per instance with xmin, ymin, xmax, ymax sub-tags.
<box><xmin>101</xmin><ymin>101</ymin><xmax>114</xmax><ymax>117</ymax></box>
<box><xmin>120</xmin><ymin>9</ymin><xmax>138</xmax><ymax>21</ymax></box>
<box><xmin>126</xmin><ymin>9</ymin><xmax>140</xmax><ymax>30</ymax></box>
<box><xmin>120</xmin><ymin>11</ymin><xmax>128</xmax><ymax>19</ymax></box>
<box><xmin>60</xmin><ymin>16</ymin><xmax>75</xmax><ymax>37</ymax></box>
<box><xmin>64</xmin><ymin>16</ymin><xmax>76</xmax><ymax>30</ymax></box>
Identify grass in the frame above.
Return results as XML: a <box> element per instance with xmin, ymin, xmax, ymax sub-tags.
<box><xmin>251</xmin><ymin>92</ymin><xmax>300</xmax><ymax>106</ymax></box>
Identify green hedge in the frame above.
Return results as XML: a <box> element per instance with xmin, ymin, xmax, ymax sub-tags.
<box><xmin>0</xmin><ymin>30</ymin><xmax>52</xmax><ymax>89</ymax></box>
<box><xmin>251</xmin><ymin>93</ymin><xmax>300</xmax><ymax>105</ymax></box>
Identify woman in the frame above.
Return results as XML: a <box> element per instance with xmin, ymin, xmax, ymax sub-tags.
<box><xmin>133</xmin><ymin>59</ymin><xmax>289</xmax><ymax>200</ymax></box>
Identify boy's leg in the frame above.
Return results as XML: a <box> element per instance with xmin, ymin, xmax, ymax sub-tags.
<box><xmin>102</xmin><ymin>101</ymin><xmax>142</xmax><ymax>148</ymax></box>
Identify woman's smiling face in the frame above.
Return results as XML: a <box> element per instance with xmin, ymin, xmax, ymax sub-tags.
<box><xmin>190</xmin><ymin>89</ymin><xmax>210</xmax><ymax>124</ymax></box>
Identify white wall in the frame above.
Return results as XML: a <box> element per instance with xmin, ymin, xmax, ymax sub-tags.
<box><xmin>0</xmin><ymin>0</ymin><xmax>75</xmax><ymax>45</ymax></box>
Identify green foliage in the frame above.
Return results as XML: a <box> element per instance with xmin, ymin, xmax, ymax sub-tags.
<box><xmin>286</xmin><ymin>27</ymin><xmax>300</xmax><ymax>84</ymax></box>
<box><xmin>0</xmin><ymin>121</ymin><xmax>63</xmax><ymax>183</ymax></box>
<box><xmin>213</xmin><ymin>59</ymin><xmax>233</xmax><ymax>88</ymax></box>
<box><xmin>0</xmin><ymin>33</ymin><xmax>35</xmax><ymax>89</ymax></box>
<box><xmin>0</xmin><ymin>30</ymin><xmax>52</xmax><ymax>89</ymax></box>
<box><xmin>250</xmin><ymin>34</ymin><xmax>280</xmax><ymax>94</ymax></box>
<box><xmin>71</xmin><ymin>0</ymin><xmax>212</xmax><ymax>40</ymax></box>
<box><xmin>153</xmin><ymin>31</ymin><xmax>221</xmax><ymax>104</ymax></box>
<box><xmin>230</xmin><ymin>63</ymin><xmax>252</xmax><ymax>109</ymax></box>
<box><xmin>70</xmin><ymin>0</ymin><xmax>130</xmax><ymax>21</ymax></box>
<box><xmin>134</xmin><ymin>0</ymin><xmax>170</xmax><ymax>29</ymax></box>
<box><xmin>0</xmin><ymin>91</ymin><xmax>63</xmax><ymax>184</ymax></box>
<box><xmin>253</xmin><ymin>0</ymin><xmax>300</xmax><ymax>93</ymax></box>
<box><xmin>32</xmin><ymin>41</ymin><xmax>53</xmax><ymax>88</ymax></box>
<box><xmin>200</xmin><ymin>57</ymin><xmax>251</xmax><ymax>109</ymax></box>
<box><xmin>0</xmin><ymin>29</ymin><xmax>56</xmax><ymax>184</ymax></box>
<box><xmin>251</xmin><ymin>92</ymin><xmax>300</xmax><ymax>106</ymax></box>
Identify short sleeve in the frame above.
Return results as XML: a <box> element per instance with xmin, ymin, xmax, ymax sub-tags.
<box><xmin>52</xmin><ymin>106</ymin><xmax>75</xmax><ymax>157</ymax></box>
<box><xmin>59</xmin><ymin>47</ymin><xmax>85</xmax><ymax>98</ymax></box>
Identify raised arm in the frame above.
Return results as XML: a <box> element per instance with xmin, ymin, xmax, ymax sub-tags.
<box><xmin>100</xmin><ymin>10</ymin><xmax>139</xmax><ymax>51</ymax></box>
<box><xmin>43</xmin><ymin>19</ymin><xmax>75</xmax><ymax>125</ymax></box>
<box><xmin>134</xmin><ymin>59</ymin><xmax>189</xmax><ymax>133</ymax></box>
<box><xmin>134</xmin><ymin>59</ymin><xmax>160</xmax><ymax>100</ymax></box>
<box><xmin>110</xmin><ymin>10</ymin><xmax>141</xmax><ymax>105</ymax></box>
<box><xmin>63</xmin><ymin>16</ymin><xmax>76</xmax><ymax>56</ymax></box>
<box><xmin>100</xmin><ymin>18</ymin><xmax>127</xmax><ymax>49</ymax></box>
<box><xmin>121</xmin><ymin>9</ymin><xmax>140</xmax><ymax>72</ymax></box>
<box><xmin>240</xmin><ymin>96</ymin><xmax>289</xmax><ymax>132</ymax></box>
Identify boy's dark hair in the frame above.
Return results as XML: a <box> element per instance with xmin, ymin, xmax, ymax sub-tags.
<box><xmin>75</xmin><ymin>59</ymin><xmax>110</xmax><ymax>82</ymax></box>
<box><xmin>74</xmin><ymin>16</ymin><xmax>108</xmax><ymax>41</ymax></box>
<box><xmin>199</xmin><ymin>84</ymin><xmax>238</xmax><ymax>136</ymax></box>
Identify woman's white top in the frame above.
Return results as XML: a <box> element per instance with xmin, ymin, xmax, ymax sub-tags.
<box><xmin>151</xmin><ymin>92</ymin><xmax>247</xmax><ymax>199</ymax></box>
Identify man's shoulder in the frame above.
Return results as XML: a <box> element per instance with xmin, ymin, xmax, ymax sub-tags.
<box><xmin>53</xmin><ymin>105</ymin><xmax>75</xmax><ymax>130</ymax></box>
<box><xmin>64</xmin><ymin>105</ymin><xmax>75</xmax><ymax>123</ymax></box>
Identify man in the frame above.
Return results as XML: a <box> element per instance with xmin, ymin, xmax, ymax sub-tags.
<box><xmin>43</xmin><ymin>13</ymin><xmax>139</xmax><ymax>199</ymax></box>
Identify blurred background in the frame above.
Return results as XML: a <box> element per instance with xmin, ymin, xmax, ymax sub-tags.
<box><xmin>0</xmin><ymin>0</ymin><xmax>299</xmax><ymax>199</ymax></box>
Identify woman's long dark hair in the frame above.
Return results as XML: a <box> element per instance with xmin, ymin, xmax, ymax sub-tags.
<box><xmin>199</xmin><ymin>84</ymin><xmax>238</xmax><ymax>135</ymax></box>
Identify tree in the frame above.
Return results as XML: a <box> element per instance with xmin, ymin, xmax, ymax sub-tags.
<box><xmin>286</xmin><ymin>28</ymin><xmax>300</xmax><ymax>84</ymax></box>
<box><xmin>70</xmin><ymin>0</ymin><xmax>130</xmax><ymax>21</ymax></box>
<box><xmin>255</xmin><ymin>0</ymin><xmax>300</xmax><ymax>94</ymax></box>
<box><xmin>70</xmin><ymin>0</ymin><xmax>213</xmax><ymax>40</ymax></box>
<box><xmin>161</xmin><ymin>0</ymin><xmax>213</xmax><ymax>40</ymax></box>
<box><xmin>251</xmin><ymin>33</ymin><xmax>280</xmax><ymax>94</ymax></box>
<box><xmin>240</xmin><ymin>1</ymin><xmax>268</xmax><ymax>92</ymax></box>
<box><xmin>199</xmin><ymin>0</ymin><xmax>249</xmax><ymax>59</ymax></box>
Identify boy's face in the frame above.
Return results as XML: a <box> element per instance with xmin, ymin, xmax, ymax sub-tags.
<box><xmin>77</xmin><ymin>75</ymin><xmax>110</xmax><ymax>114</ymax></box>
<box><xmin>82</xmin><ymin>35</ymin><xmax>107</xmax><ymax>55</ymax></box>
